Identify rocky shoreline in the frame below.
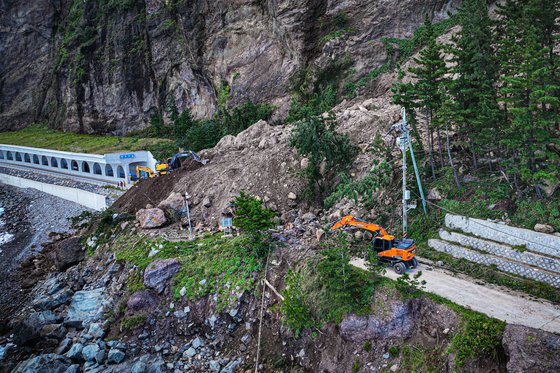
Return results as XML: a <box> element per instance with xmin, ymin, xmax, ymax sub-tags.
<box><xmin>0</xmin><ymin>183</ymin><xmax>90</xmax><ymax>329</ymax></box>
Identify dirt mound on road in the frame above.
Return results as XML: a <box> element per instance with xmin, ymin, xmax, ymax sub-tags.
<box><xmin>112</xmin><ymin>170</ymin><xmax>186</xmax><ymax>213</ymax></box>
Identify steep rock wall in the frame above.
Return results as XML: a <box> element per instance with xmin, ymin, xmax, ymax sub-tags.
<box><xmin>0</xmin><ymin>0</ymin><xmax>461</xmax><ymax>134</ymax></box>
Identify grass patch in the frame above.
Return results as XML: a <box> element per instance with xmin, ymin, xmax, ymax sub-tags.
<box><xmin>120</xmin><ymin>315</ymin><xmax>147</xmax><ymax>331</ymax></box>
<box><xmin>0</xmin><ymin>123</ymin><xmax>174</xmax><ymax>159</ymax></box>
<box><xmin>127</xmin><ymin>270</ymin><xmax>145</xmax><ymax>293</ymax></box>
<box><xmin>401</xmin><ymin>344</ymin><xmax>445</xmax><ymax>372</ymax></box>
<box><xmin>113</xmin><ymin>234</ymin><xmax>264</xmax><ymax>311</ymax></box>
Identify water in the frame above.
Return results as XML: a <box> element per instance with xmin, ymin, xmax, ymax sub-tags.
<box><xmin>0</xmin><ymin>204</ymin><xmax>13</xmax><ymax>247</ymax></box>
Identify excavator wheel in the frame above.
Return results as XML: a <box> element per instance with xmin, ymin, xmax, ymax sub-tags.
<box><xmin>393</xmin><ymin>262</ymin><xmax>406</xmax><ymax>275</ymax></box>
<box><xmin>410</xmin><ymin>257</ymin><xmax>418</xmax><ymax>269</ymax></box>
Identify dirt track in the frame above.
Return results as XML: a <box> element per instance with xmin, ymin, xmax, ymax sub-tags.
<box><xmin>350</xmin><ymin>258</ymin><xmax>560</xmax><ymax>334</ymax></box>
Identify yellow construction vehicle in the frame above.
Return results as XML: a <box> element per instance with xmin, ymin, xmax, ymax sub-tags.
<box><xmin>331</xmin><ymin>215</ymin><xmax>418</xmax><ymax>274</ymax></box>
<box><xmin>132</xmin><ymin>166</ymin><xmax>157</xmax><ymax>180</ymax></box>
<box><xmin>156</xmin><ymin>151</ymin><xmax>207</xmax><ymax>174</ymax></box>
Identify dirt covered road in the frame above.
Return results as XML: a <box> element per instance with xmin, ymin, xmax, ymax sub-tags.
<box><xmin>350</xmin><ymin>258</ymin><xmax>560</xmax><ymax>334</ymax></box>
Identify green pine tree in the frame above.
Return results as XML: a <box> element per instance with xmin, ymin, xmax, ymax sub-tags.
<box><xmin>408</xmin><ymin>17</ymin><xmax>449</xmax><ymax>179</ymax></box>
<box><xmin>497</xmin><ymin>0</ymin><xmax>560</xmax><ymax>197</ymax></box>
<box><xmin>448</xmin><ymin>0</ymin><xmax>501</xmax><ymax>169</ymax></box>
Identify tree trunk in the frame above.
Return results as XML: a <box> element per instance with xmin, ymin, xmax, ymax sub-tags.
<box><xmin>436</xmin><ymin>127</ymin><xmax>445</xmax><ymax>169</ymax></box>
<box><xmin>445</xmin><ymin>122</ymin><xmax>461</xmax><ymax>188</ymax></box>
<box><xmin>427</xmin><ymin>109</ymin><xmax>436</xmax><ymax>180</ymax></box>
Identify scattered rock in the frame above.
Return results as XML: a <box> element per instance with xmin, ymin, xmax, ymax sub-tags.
<box><xmin>65</xmin><ymin>288</ymin><xmax>107</xmax><ymax>328</ymax></box>
<box><xmin>143</xmin><ymin>259</ymin><xmax>180</xmax><ymax>293</ymax></box>
<box><xmin>183</xmin><ymin>347</ymin><xmax>196</xmax><ymax>358</ymax></box>
<box><xmin>202</xmin><ymin>197</ymin><xmax>212</xmax><ymax>208</ymax></box>
<box><xmin>355</xmin><ymin>231</ymin><xmax>364</xmax><ymax>240</ymax></box>
<box><xmin>316</xmin><ymin>229</ymin><xmax>325</xmax><ymax>242</ymax></box>
<box><xmin>13</xmin><ymin>310</ymin><xmax>61</xmax><ymax>346</ymax></box>
<box><xmin>87</xmin><ymin>323</ymin><xmax>105</xmax><ymax>339</ymax></box>
<box><xmin>301</xmin><ymin>212</ymin><xmax>316</xmax><ymax>223</ymax></box>
<box><xmin>66</xmin><ymin>343</ymin><xmax>84</xmax><ymax>361</ymax></box>
<box><xmin>82</xmin><ymin>344</ymin><xmax>100</xmax><ymax>363</ymax></box>
<box><xmin>12</xmin><ymin>354</ymin><xmax>72</xmax><ymax>373</ymax></box>
<box><xmin>534</xmin><ymin>224</ymin><xmax>555</xmax><ymax>234</ymax></box>
<box><xmin>427</xmin><ymin>188</ymin><xmax>442</xmax><ymax>201</ymax></box>
<box><xmin>192</xmin><ymin>337</ymin><xmax>204</xmax><ymax>349</ymax></box>
<box><xmin>287</xmin><ymin>192</ymin><xmax>297</xmax><ymax>200</ymax></box>
<box><xmin>136</xmin><ymin>208</ymin><xmax>167</xmax><ymax>229</ymax></box>
<box><xmin>209</xmin><ymin>360</ymin><xmax>221</xmax><ymax>372</ymax></box>
<box><xmin>40</xmin><ymin>323</ymin><xmax>67</xmax><ymax>340</ymax></box>
<box><xmin>390</xmin><ymin>364</ymin><xmax>398</xmax><ymax>372</ymax></box>
<box><xmin>108</xmin><ymin>348</ymin><xmax>126</xmax><ymax>364</ymax></box>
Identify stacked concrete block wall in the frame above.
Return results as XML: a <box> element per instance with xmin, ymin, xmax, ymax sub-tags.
<box><xmin>439</xmin><ymin>230</ymin><xmax>560</xmax><ymax>274</ymax></box>
<box><xmin>429</xmin><ymin>239</ymin><xmax>560</xmax><ymax>288</ymax></box>
<box><xmin>445</xmin><ymin>214</ymin><xmax>560</xmax><ymax>258</ymax></box>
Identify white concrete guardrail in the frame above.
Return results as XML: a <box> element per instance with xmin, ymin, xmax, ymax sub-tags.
<box><xmin>0</xmin><ymin>173</ymin><xmax>107</xmax><ymax>211</ymax></box>
<box><xmin>0</xmin><ymin>144</ymin><xmax>158</xmax><ymax>185</ymax></box>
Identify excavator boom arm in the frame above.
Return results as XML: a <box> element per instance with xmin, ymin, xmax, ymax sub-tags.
<box><xmin>331</xmin><ymin>215</ymin><xmax>389</xmax><ymax>236</ymax></box>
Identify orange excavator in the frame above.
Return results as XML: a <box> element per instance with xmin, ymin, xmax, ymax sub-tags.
<box><xmin>331</xmin><ymin>215</ymin><xmax>418</xmax><ymax>274</ymax></box>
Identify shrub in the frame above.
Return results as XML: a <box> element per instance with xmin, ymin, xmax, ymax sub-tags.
<box><xmin>279</xmin><ymin>234</ymin><xmax>382</xmax><ymax>337</ymax></box>
<box><xmin>232</xmin><ymin>191</ymin><xmax>276</xmax><ymax>257</ymax></box>
<box><xmin>280</xmin><ymin>270</ymin><xmax>316</xmax><ymax>338</ymax></box>
<box><xmin>449</xmin><ymin>311</ymin><xmax>506</xmax><ymax>366</ymax></box>
<box><xmin>290</xmin><ymin>114</ymin><xmax>357</xmax><ymax>201</ymax></box>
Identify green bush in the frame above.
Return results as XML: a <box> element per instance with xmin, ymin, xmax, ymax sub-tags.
<box><xmin>449</xmin><ymin>311</ymin><xmax>505</xmax><ymax>366</ymax></box>
<box><xmin>280</xmin><ymin>270</ymin><xmax>316</xmax><ymax>338</ymax></box>
<box><xmin>280</xmin><ymin>234</ymin><xmax>380</xmax><ymax>337</ymax></box>
<box><xmin>232</xmin><ymin>191</ymin><xmax>276</xmax><ymax>233</ymax></box>
<box><xmin>232</xmin><ymin>191</ymin><xmax>276</xmax><ymax>257</ymax></box>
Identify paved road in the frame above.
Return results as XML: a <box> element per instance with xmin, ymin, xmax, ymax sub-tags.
<box><xmin>350</xmin><ymin>258</ymin><xmax>560</xmax><ymax>334</ymax></box>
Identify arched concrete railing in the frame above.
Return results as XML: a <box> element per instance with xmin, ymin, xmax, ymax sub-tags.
<box><xmin>0</xmin><ymin>144</ymin><xmax>157</xmax><ymax>185</ymax></box>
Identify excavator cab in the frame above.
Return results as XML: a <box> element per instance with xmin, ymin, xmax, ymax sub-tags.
<box><xmin>332</xmin><ymin>215</ymin><xmax>418</xmax><ymax>274</ymax></box>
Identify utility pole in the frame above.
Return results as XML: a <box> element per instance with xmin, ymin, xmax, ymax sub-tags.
<box><xmin>400</xmin><ymin>108</ymin><xmax>428</xmax><ymax>239</ymax></box>
<box><xmin>401</xmin><ymin>109</ymin><xmax>408</xmax><ymax>239</ymax></box>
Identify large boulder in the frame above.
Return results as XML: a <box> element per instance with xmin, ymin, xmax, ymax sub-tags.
<box><xmin>47</xmin><ymin>237</ymin><xmax>85</xmax><ymax>271</ymax></box>
<box><xmin>136</xmin><ymin>208</ymin><xmax>167</xmax><ymax>229</ymax></box>
<box><xmin>503</xmin><ymin>324</ymin><xmax>560</xmax><ymax>373</ymax></box>
<box><xmin>13</xmin><ymin>310</ymin><xmax>61</xmax><ymax>346</ymax></box>
<box><xmin>12</xmin><ymin>354</ymin><xmax>72</xmax><ymax>373</ymax></box>
<box><xmin>534</xmin><ymin>224</ymin><xmax>555</xmax><ymax>234</ymax></box>
<box><xmin>143</xmin><ymin>259</ymin><xmax>180</xmax><ymax>293</ymax></box>
<box><xmin>158</xmin><ymin>192</ymin><xmax>184</xmax><ymax>212</ymax></box>
<box><xmin>64</xmin><ymin>287</ymin><xmax>108</xmax><ymax>328</ymax></box>
<box><xmin>126</xmin><ymin>290</ymin><xmax>159</xmax><ymax>316</ymax></box>
<box><xmin>32</xmin><ymin>275</ymin><xmax>74</xmax><ymax>311</ymax></box>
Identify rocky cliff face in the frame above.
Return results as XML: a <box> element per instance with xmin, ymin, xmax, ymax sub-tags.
<box><xmin>0</xmin><ymin>0</ymin><xmax>461</xmax><ymax>134</ymax></box>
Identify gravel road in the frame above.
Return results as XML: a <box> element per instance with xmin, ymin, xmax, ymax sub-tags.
<box><xmin>350</xmin><ymin>258</ymin><xmax>560</xmax><ymax>334</ymax></box>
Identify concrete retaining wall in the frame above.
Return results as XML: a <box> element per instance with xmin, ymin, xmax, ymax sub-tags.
<box><xmin>0</xmin><ymin>174</ymin><xmax>107</xmax><ymax>211</ymax></box>
<box><xmin>439</xmin><ymin>230</ymin><xmax>560</xmax><ymax>274</ymax></box>
<box><xmin>429</xmin><ymin>239</ymin><xmax>560</xmax><ymax>288</ymax></box>
<box><xmin>445</xmin><ymin>214</ymin><xmax>560</xmax><ymax>258</ymax></box>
